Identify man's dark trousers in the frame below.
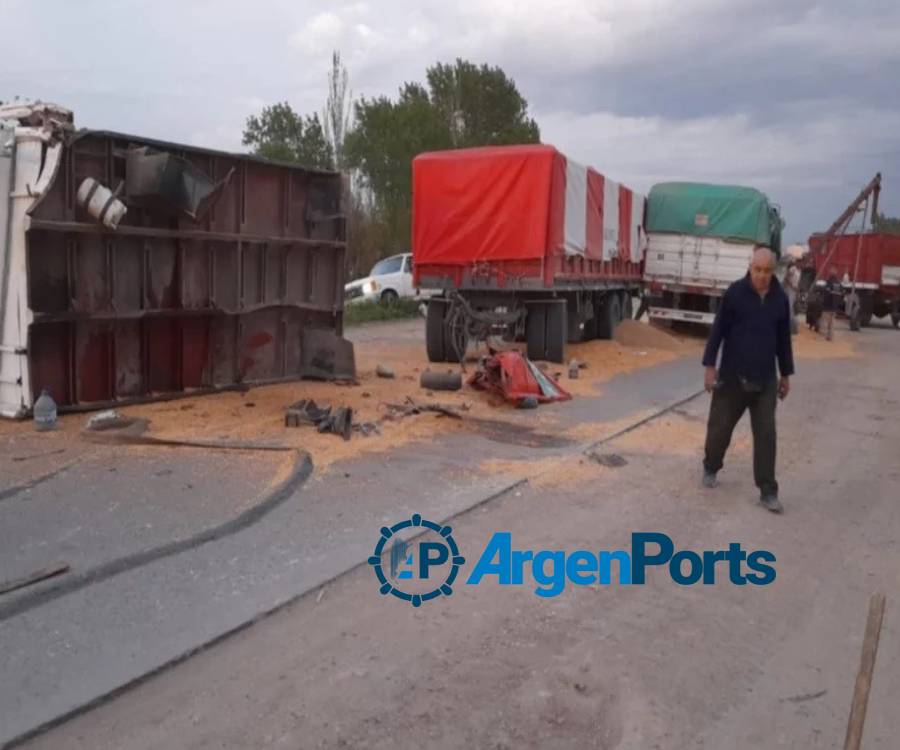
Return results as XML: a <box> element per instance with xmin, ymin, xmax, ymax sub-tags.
<box><xmin>704</xmin><ymin>377</ymin><xmax>778</xmax><ymax>496</ymax></box>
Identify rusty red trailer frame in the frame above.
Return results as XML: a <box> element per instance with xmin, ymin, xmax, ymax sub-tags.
<box><xmin>1</xmin><ymin>110</ymin><xmax>346</xmax><ymax>416</ymax></box>
<box><xmin>808</xmin><ymin>232</ymin><xmax>900</xmax><ymax>326</ymax></box>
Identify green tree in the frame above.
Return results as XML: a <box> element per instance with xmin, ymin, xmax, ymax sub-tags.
<box><xmin>426</xmin><ymin>59</ymin><xmax>540</xmax><ymax>147</ymax></box>
<box><xmin>874</xmin><ymin>213</ymin><xmax>900</xmax><ymax>235</ymax></box>
<box><xmin>345</xmin><ymin>83</ymin><xmax>451</xmax><ymax>244</ymax></box>
<box><xmin>323</xmin><ymin>51</ymin><xmax>353</xmax><ymax>170</ymax></box>
<box><xmin>242</xmin><ymin>102</ymin><xmax>333</xmax><ymax>169</ymax></box>
<box><xmin>345</xmin><ymin>60</ymin><xmax>540</xmax><ymax>246</ymax></box>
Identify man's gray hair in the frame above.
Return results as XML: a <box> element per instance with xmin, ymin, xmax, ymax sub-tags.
<box><xmin>750</xmin><ymin>247</ymin><xmax>776</xmax><ymax>268</ymax></box>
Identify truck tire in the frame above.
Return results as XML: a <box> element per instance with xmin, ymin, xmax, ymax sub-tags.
<box><xmin>892</xmin><ymin>312</ymin><xmax>900</xmax><ymax>329</ymax></box>
<box><xmin>526</xmin><ymin>305</ymin><xmax>546</xmax><ymax>361</ymax></box>
<box><xmin>583</xmin><ymin>307</ymin><xmax>598</xmax><ymax>340</ymax></box>
<box><xmin>859</xmin><ymin>291</ymin><xmax>874</xmax><ymax>327</ymax></box>
<box><xmin>596</xmin><ymin>293</ymin><xmax>621</xmax><ymax>340</ymax></box>
<box><xmin>546</xmin><ymin>302</ymin><xmax>566</xmax><ymax>363</ymax></box>
<box><xmin>426</xmin><ymin>300</ymin><xmax>448</xmax><ymax>362</ymax></box>
<box><xmin>567</xmin><ymin>301</ymin><xmax>585</xmax><ymax>343</ymax></box>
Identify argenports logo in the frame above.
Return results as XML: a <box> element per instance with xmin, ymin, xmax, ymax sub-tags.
<box><xmin>367</xmin><ymin>514</ymin><xmax>466</xmax><ymax>607</ymax></box>
<box><xmin>369</xmin><ymin>517</ymin><xmax>776</xmax><ymax>606</ymax></box>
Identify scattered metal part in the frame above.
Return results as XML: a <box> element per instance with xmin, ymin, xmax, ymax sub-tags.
<box><xmin>125</xmin><ymin>146</ymin><xmax>234</xmax><ymax>221</ymax></box>
<box><xmin>284</xmin><ymin>399</ymin><xmax>331</xmax><ymax>428</ymax></box>
<box><xmin>76</xmin><ymin>177</ymin><xmax>126</xmax><ymax>229</ymax></box>
<box><xmin>11</xmin><ymin>448</ymin><xmax>65</xmax><ymax>463</ymax></box>
<box><xmin>382</xmin><ymin>397</ymin><xmax>463</xmax><ymax>420</ymax></box>
<box><xmin>420</xmin><ymin>370</ymin><xmax>462</xmax><ymax>391</ymax></box>
<box><xmin>375</xmin><ymin>364</ymin><xmax>395</xmax><ymax>379</ymax></box>
<box><xmin>587</xmin><ymin>451</ymin><xmax>628</xmax><ymax>468</ymax></box>
<box><xmin>85</xmin><ymin>409</ymin><xmax>135</xmax><ymax>431</ymax></box>
<box><xmin>285</xmin><ymin>398</ymin><xmax>353</xmax><ymax>440</ymax></box>
<box><xmin>301</xmin><ymin>329</ymin><xmax>357</xmax><ymax>381</ymax></box>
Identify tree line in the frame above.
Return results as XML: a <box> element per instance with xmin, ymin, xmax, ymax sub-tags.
<box><xmin>242</xmin><ymin>54</ymin><xmax>540</xmax><ymax>278</ymax></box>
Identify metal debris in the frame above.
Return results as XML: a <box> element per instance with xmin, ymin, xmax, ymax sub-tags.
<box><xmin>284</xmin><ymin>398</ymin><xmax>353</xmax><ymax>440</ymax></box>
<box><xmin>587</xmin><ymin>451</ymin><xmax>628</xmax><ymax>468</ymax></box>
<box><xmin>85</xmin><ymin>409</ymin><xmax>135</xmax><ymax>431</ymax></box>
<box><xmin>420</xmin><ymin>370</ymin><xmax>462</xmax><ymax>391</ymax></box>
<box><xmin>382</xmin><ymin>397</ymin><xmax>464</xmax><ymax>421</ymax></box>
<box><xmin>301</xmin><ymin>329</ymin><xmax>357</xmax><ymax>381</ymax></box>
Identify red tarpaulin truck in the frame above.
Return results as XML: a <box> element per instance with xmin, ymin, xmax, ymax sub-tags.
<box><xmin>412</xmin><ymin>145</ymin><xmax>645</xmax><ymax>363</ymax></box>
<box><xmin>808</xmin><ymin>232</ymin><xmax>900</xmax><ymax>328</ymax></box>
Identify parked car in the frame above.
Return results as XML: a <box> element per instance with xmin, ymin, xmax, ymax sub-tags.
<box><xmin>344</xmin><ymin>253</ymin><xmax>436</xmax><ymax>304</ymax></box>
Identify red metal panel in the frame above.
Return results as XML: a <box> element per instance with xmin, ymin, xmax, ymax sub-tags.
<box><xmin>144</xmin><ymin>318</ymin><xmax>180</xmax><ymax>393</ymax></box>
<box><xmin>28</xmin><ymin>323</ymin><xmax>71</xmax><ymax>405</ymax></box>
<box><xmin>24</xmin><ymin>130</ymin><xmax>345</xmax><ymax>410</ymax></box>
<box><xmin>75</xmin><ymin>322</ymin><xmax>112</xmax><ymax>404</ymax></box>
<box><xmin>114</xmin><ymin>320</ymin><xmax>143</xmax><ymax>396</ymax></box>
<box><xmin>181</xmin><ymin>317</ymin><xmax>210</xmax><ymax>388</ymax></box>
<box><xmin>242</xmin><ymin>163</ymin><xmax>283</xmax><ymax>236</ymax></box>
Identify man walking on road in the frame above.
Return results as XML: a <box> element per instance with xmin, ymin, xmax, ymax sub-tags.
<box><xmin>821</xmin><ymin>266</ymin><xmax>841</xmax><ymax>341</ymax></box>
<box><xmin>701</xmin><ymin>248</ymin><xmax>794</xmax><ymax>513</ymax></box>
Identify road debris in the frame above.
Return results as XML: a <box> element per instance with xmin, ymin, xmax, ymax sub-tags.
<box><xmin>568</xmin><ymin>359</ymin><xmax>579</xmax><ymax>379</ymax></box>
<box><xmin>420</xmin><ymin>371</ymin><xmax>462</xmax><ymax>391</ymax></box>
<box><xmin>469</xmin><ymin>351</ymin><xmax>571</xmax><ymax>406</ymax></box>
<box><xmin>301</xmin><ymin>329</ymin><xmax>357</xmax><ymax>381</ymax></box>
<box><xmin>518</xmin><ymin>396</ymin><xmax>539</xmax><ymax>409</ymax></box>
<box><xmin>375</xmin><ymin>364</ymin><xmax>396</xmax><ymax>379</ymax></box>
<box><xmin>587</xmin><ymin>451</ymin><xmax>628</xmax><ymax>468</ymax></box>
<box><xmin>11</xmin><ymin>448</ymin><xmax>66</xmax><ymax>463</ymax></box>
<box><xmin>85</xmin><ymin>409</ymin><xmax>136</xmax><ymax>431</ymax></box>
<box><xmin>382</xmin><ymin>397</ymin><xmax>465</xmax><ymax>421</ymax></box>
<box><xmin>284</xmin><ymin>399</ymin><xmax>354</xmax><ymax>440</ymax></box>
<box><xmin>284</xmin><ymin>399</ymin><xmax>331</xmax><ymax>428</ymax></box>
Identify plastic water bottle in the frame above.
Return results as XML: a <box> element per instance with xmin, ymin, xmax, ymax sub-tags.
<box><xmin>33</xmin><ymin>388</ymin><xmax>58</xmax><ymax>431</ymax></box>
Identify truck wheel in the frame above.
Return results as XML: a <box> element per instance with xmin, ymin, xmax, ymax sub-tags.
<box><xmin>892</xmin><ymin>312</ymin><xmax>899</xmax><ymax>329</ymax></box>
<box><xmin>546</xmin><ymin>302</ymin><xmax>566</xmax><ymax>363</ymax></box>
<box><xmin>583</xmin><ymin>308</ymin><xmax>598</xmax><ymax>340</ymax></box>
<box><xmin>596</xmin><ymin>293</ymin><xmax>621</xmax><ymax>339</ymax></box>
<box><xmin>621</xmin><ymin>292</ymin><xmax>634</xmax><ymax>321</ymax></box>
<box><xmin>526</xmin><ymin>306</ymin><xmax>546</xmax><ymax>360</ymax></box>
<box><xmin>567</xmin><ymin>301</ymin><xmax>585</xmax><ymax>343</ymax></box>
<box><xmin>426</xmin><ymin>300</ymin><xmax>448</xmax><ymax>362</ymax></box>
<box><xmin>381</xmin><ymin>289</ymin><xmax>399</xmax><ymax>305</ymax></box>
<box><xmin>859</xmin><ymin>291</ymin><xmax>874</xmax><ymax>327</ymax></box>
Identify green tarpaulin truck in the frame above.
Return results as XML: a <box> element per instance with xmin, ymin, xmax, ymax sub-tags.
<box><xmin>643</xmin><ymin>182</ymin><xmax>783</xmax><ymax>325</ymax></box>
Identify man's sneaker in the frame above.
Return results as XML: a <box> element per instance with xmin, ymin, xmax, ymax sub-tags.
<box><xmin>760</xmin><ymin>494</ymin><xmax>784</xmax><ymax>513</ymax></box>
<box><xmin>702</xmin><ymin>470</ymin><xmax>718</xmax><ymax>489</ymax></box>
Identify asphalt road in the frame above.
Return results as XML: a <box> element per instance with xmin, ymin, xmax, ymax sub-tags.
<box><xmin>6</xmin><ymin>321</ymin><xmax>900</xmax><ymax>748</ymax></box>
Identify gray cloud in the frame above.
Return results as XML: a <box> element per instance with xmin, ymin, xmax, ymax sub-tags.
<box><xmin>3</xmin><ymin>0</ymin><xmax>898</xmax><ymax>241</ymax></box>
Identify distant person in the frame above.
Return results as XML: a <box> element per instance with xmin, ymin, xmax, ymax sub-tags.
<box><xmin>701</xmin><ymin>248</ymin><xmax>794</xmax><ymax>514</ymax></box>
<box><xmin>634</xmin><ymin>290</ymin><xmax>651</xmax><ymax>321</ymax></box>
<box><xmin>783</xmin><ymin>260</ymin><xmax>800</xmax><ymax>335</ymax></box>
<box><xmin>821</xmin><ymin>266</ymin><xmax>841</xmax><ymax>341</ymax></box>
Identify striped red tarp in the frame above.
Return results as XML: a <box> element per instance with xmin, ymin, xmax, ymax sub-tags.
<box><xmin>413</xmin><ymin>144</ymin><xmax>646</xmax><ymax>266</ymax></box>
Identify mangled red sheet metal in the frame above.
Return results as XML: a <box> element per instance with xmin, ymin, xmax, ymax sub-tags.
<box><xmin>468</xmin><ymin>350</ymin><xmax>571</xmax><ymax>406</ymax></box>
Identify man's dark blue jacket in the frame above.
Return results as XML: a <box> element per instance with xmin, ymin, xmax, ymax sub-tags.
<box><xmin>702</xmin><ymin>273</ymin><xmax>795</xmax><ymax>384</ymax></box>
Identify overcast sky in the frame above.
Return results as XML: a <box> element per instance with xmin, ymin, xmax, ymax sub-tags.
<box><xmin>5</xmin><ymin>0</ymin><xmax>899</xmax><ymax>243</ymax></box>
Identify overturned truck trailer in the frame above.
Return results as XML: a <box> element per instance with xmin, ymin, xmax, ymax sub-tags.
<box><xmin>0</xmin><ymin>103</ymin><xmax>345</xmax><ymax>418</ymax></box>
